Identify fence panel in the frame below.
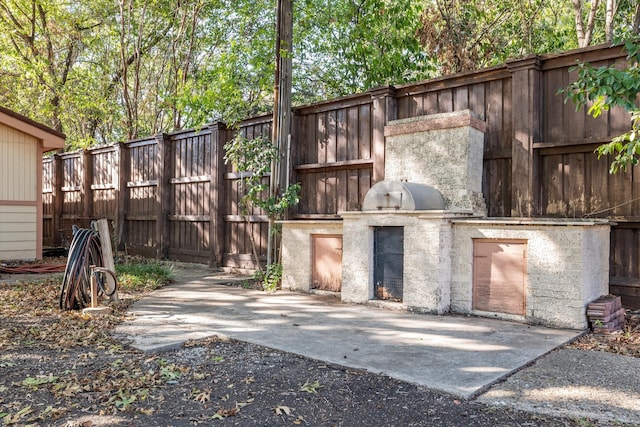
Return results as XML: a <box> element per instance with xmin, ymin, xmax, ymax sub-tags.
<box><xmin>292</xmin><ymin>95</ymin><xmax>374</xmax><ymax>216</ymax></box>
<box><xmin>168</xmin><ymin>130</ymin><xmax>213</xmax><ymax>263</ymax></box>
<box><xmin>537</xmin><ymin>46</ymin><xmax>640</xmax><ymax>306</ymax></box>
<box><xmin>90</xmin><ymin>146</ymin><xmax>118</xmax><ymax>220</ymax></box>
<box><xmin>59</xmin><ymin>152</ymin><xmax>87</xmax><ymax>238</ymax></box>
<box><xmin>222</xmin><ymin>117</ymin><xmax>272</xmax><ymax>268</ymax></box>
<box><xmin>541</xmin><ymin>46</ymin><xmax>629</xmax><ymax>147</ymax></box>
<box><xmin>395</xmin><ymin>69</ymin><xmax>514</xmax><ymax>217</ymax></box>
<box><xmin>125</xmin><ymin>139</ymin><xmax>158</xmax><ymax>257</ymax></box>
<box><xmin>42</xmin><ymin>157</ymin><xmax>54</xmax><ymax>246</ymax></box>
<box><xmin>610</xmin><ymin>224</ymin><xmax>640</xmax><ymax>308</ymax></box>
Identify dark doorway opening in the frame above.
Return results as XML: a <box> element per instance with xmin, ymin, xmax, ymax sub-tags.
<box><xmin>373</xmin><ymin>226</ymin><xmax>404</xmax><ymax>302</ymax></box>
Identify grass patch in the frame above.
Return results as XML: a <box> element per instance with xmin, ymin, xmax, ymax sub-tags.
<box><xmin>115</xmin><ymin>262</ymin><xmax>175</xmax><ymax>292</ymax></box>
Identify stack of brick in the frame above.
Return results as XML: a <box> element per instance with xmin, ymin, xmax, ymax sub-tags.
<box><xmin>587</xmin><ymin>295</ymin><xmax>625</xmax><ymax>333</ymax></box>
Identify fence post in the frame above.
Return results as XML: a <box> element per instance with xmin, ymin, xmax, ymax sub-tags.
<box><xmin>507</xmin><ymin>56</ymin><xmax>542</xmax><ymax>217</ymax></box>
<box><xmin>155</xmin><ymin>133</ymin><xmax>172</xmax><ymax>259</ymax></box>
<box><xmin>82</xmin><ymin>150</ymin><xmax>93</xmax><ymax>224</ymax></box>
<box><xmin>52</xmin><ymin>154</ymin><xmax>63</xmax><ymax>246</ymax></box>
<box><xmin>369</xmin><ymin>85</ymin><xmax>397</xmax><ymax>184</ymax></box>
<box><xmin>115</xmin><ymin>142</ymin><xmax>129</xmax><ymax>251</ymax></box>
<box><xmin>209</xmin><ymin>121</ymin><xmax>227</xmax><ymax>267</ymax></box>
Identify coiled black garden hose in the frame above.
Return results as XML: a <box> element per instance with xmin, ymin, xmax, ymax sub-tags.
<box><xmin>59</xmin><ymin>224</ymin><xmax>117</xmax><ymax>310</ymax></box>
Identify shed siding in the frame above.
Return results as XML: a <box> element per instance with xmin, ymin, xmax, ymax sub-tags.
<box><xmin>0</xmin><ymin>204</ymin><xmax>37</xmax><ymax>259</ymax></box>
<box><xmin>0</xmin><ymin>123</ymin><xmax>38</xmax><ymax>202</ymax></box>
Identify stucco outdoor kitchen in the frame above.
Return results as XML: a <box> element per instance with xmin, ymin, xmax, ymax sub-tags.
<box><xmin>281</xmin><ymin>110</ymin><xmax>610</xmax><ymax>330</ymax></box>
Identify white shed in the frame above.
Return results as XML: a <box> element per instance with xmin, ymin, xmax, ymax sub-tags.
<box><xmin>0</xmin><ymin>107</ymin><xmax>65</xmax><ymax>260</ymax></box>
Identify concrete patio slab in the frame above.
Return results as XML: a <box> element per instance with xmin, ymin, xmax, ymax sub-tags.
<box><xmin>113</xmin><ymin>267</ymin><xmax>580</xmax><ymax>398</ymax></box>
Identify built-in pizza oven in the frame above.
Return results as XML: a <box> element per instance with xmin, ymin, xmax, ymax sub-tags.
<box><xmin>362</xmin><ymin>181</ymin><xmax>445</xmax><ymax>211</ymax></box>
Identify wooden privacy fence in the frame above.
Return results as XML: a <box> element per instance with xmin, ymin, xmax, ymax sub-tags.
<box><xmin>43</xmin><ymin>44</ymin><xmax>640</xmax><ymax>307</ymax></box>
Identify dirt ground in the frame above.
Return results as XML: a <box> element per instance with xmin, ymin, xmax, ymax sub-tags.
<box><xmin>0</xmin><ymin>271</ymin><xmax>638</xmax><ymax>427</ymax></box>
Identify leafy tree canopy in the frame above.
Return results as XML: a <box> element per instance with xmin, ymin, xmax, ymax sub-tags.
<box><xmin>0</xmin><ymin>0</ymin><xmax>637</xmax><ymax>149</ymax></box>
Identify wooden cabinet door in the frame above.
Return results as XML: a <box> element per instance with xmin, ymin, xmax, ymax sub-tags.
<box><xmin>473</xmin><ymin>239</ymin><xmax>526</xmax><ymax>315</ymax></box>
<box><xmin>312</xmin><ymin>235</ymin><xmax>343</xmax><ymax>292</ymax></box>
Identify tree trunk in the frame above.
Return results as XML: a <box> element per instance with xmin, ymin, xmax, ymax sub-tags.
<box><xmin>572</xmin><ymin>0</ymin><xmax>600</xmax><ymax>48</ymax></box>
<box><xmin>605</xmin><ymin>0</ymin><xmax>616</xmax><ymax>43</ymax></box>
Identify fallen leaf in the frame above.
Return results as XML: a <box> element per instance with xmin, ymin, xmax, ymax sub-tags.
<box><xmin>236</xmin><ymin>399</ymin><xmax>254</xmax><ymax>408</ymax></box>
<box><xmin>194</xmin><ymin>390</ymin><xmax>210</xmax><ymax>403</ymax></box>
<box><xmin>216</xmin><ymin>407</ymin><xmax>239</xmax><ymax>417</ymax></box>
<box><xmin>274</xmin><ymin>405</ymin><xmax>293</xmax><ymax>416</ymax></box>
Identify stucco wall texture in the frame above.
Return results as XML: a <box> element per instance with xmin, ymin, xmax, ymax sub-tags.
<box><xmin>281</xmin><ymin>221</ymin><xmax>343</xmax><ymax>292</ymax></box>
<box><xmin>450</xmin><ymin>220</ymin><xmax>610</xmax><ymax>329</ymax></box>
<box><xmin>384</xmin><ymin>111</ymin><xmax>486</xmax><ymax>214</ymax></box>
<box><xmin>283</xmin><ymin>218</ymin><xmax>609</xmax><ymax>330</ymax></box>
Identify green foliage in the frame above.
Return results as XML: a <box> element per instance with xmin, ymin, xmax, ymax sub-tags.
<box><xmin>0</xmin><ymin>0</ymin><xmax>276</xmax><ymax>146</ymax></box>
<box><xmin>115</xmin><ymin>261</ymin><xmax>175</xmax><ymax>292</ymax></box>
<box><xmin>295</xmin><ymin>0</ymin><xmax>435</xmax><ymax>99</ymax></box>
<box><xmin>224</xmin><ymin>132</ymin><xmax>300</xmax><ymax>279</ymax></box>
<box><xmin>2</xmin><ymin>0</ymin><xmax>638</xmax><ymax>148</ymax></box>
<box><xmin>417</xmin><ymin>0</ymin><xmax>579</xmax><ymax>74</ymax></box>
<box><xmin>596</xmin><ymin>112</ymin><xmax>640</xmax><ymax>173</ymax></box>
<box><xmin>299</xmin><ymin>380</ymin><xmax>322</xmax><ymax>394</ymax></box>
<box><xmin>21</xmin><ymin>375</ymin><xmax>59</xmax><ymax>390</ymax></box>
<box><xmin>253</xmin><ymin>262</ymin><xmax>283</xmax><ymax>292</ymax></box>
<box><xmin>564</xmin><ymin>34</ymin><xmax>640</xmax><ymax>173</ymax></box>
<box><xmin>223</xmin><ymin>134</ymin><xmax>300</xmax><ymax>220</ymax></box>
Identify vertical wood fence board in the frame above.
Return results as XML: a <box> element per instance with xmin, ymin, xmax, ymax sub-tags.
<box><xmin>632</xmin><ymin>167</ymin><xmax>640</xmax><ymax>215</ymax></box>
<box><xmin>346</xmin><ymin>169</ymin><xmax>359</xmax><ymax>211</ymax></box>
<box><xmin>326</xmin><ymin>172</ymin><xmax>337</xmax><ymax>214</ymax></box>
<box><xmin>317</xmin><ymin>112</ymin><xmax>327</xmax><ymax>164</ymax></box>
<box><xmin>438</xmin><ymin>89</ymin><xmax>454</xmax><ymax>113</ymax></box>
<box><xmin>422</xmin><ymin>91</ymin><xmax>437</xmax><ymax>116</ymax></box>
<box><xmin>454</xmin><ymin>86</ymin><xmax>469</xmax><ymax>111</ymax></box>
<box><xmin>359</xmin><ymin>169</ymin><xmax>372</xmax><ymax>210</ymax></box>
<box><xmin>315</xmin><ymin>171</ymin><xmax>325</xmax><ymax>214</ymax></box>
<box><xmin>346</xmin><ymin>106</ymin><xmax>358</xmax><ymax>161</ymax></box>
<box><xmin>293</xmin><ymin>113</ymin><xmax>305</xmax><ymax>165</ymax></box>
<box><xmin>567</xmin><ymin>67</ymin><xmax>587</xmax><ymax>141</ymax></box>
<box><xmin>589</xmin><ymin>152</ymin><xmax>610</xmax><ymax>217</ymax></box>
<box><xmin>543</xmin><ymin>68</ymin><xmax>567</xmax><ymax>143</ymax></box>
<box><xmin>336</xmin><ymin>108</ymin><xmax>347</xmax><ymax>161</ymax></box>
<box><xmin>566</xmin><ymin>152</ymin><xmax>586</xmax><ymax>217</ymax></box>
<box><xmin>541</xmin><ymin>154</ymin><xmax>562</xmax><ymax>216</ymax></box>
<box><xmin>326</xmin><ymin>110</ymin><xmax>337</xmax><ymax>163</ymax></box>
<box><xmin>42</xmin><ymin>158</ymin><xmax>54</xmax><ymax>246</ymax></box>
<box><xmin>358</xmin><ymin>104</ymin><xmax>371</xmax><ymax>160</ymax></box>
<box><xmin>469</xmin><ymin>83</ymin><xmax>486</xmax><ymax>119</ymax></box>
<box><xmin>337</xmin><ymin>169</ymin><xmax>348</xmax><ymax>212</ymax></box>
<box><xmin>610</xmin><ymin>167</ymin><xmax>633</xmax><ymax>217</ymax></box>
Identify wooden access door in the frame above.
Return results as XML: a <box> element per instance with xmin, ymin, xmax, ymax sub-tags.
<box><xmin>473</xmin><ymin>239</ymin><xmax>526</xmax><ymax>316</ymax></box>
<box><xmin>312</xmin><ymin>235</ymin><xmax>343</xmax><ymax>292</ymax></box>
